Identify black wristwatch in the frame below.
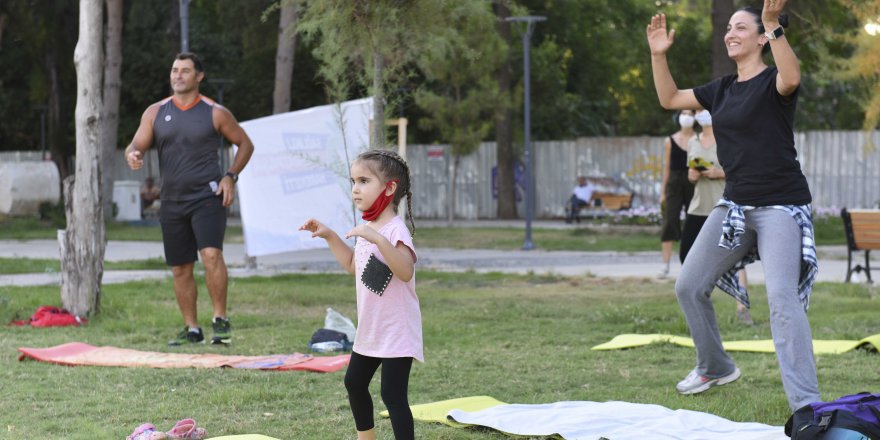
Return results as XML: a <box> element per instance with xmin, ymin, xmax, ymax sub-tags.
<box><xmin>225</xmin><ymin>171</ymin><xmax>238</xmax><ymax>183</ymax></box>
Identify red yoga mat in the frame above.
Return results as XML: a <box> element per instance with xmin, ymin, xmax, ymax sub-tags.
<box><xmin>18</xmin><ymin>342</ymin><xmax>349</xmax><ymax>372</ymax></box>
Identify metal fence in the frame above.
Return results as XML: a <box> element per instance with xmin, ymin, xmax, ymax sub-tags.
<box><xmin>407</xmin><ymin>138</ymin><xmax>665</xmax><ymax>219</ymax></box>
<box><xmin>798</xmin><ymin>131</ymin><xmax>880</xmax><ymax>210</ymax></box>
<box><xmin>4</xmin><ymin>130</ymin><xmax>879</xmax><ymax>219</ymax></box>
<box><xmin>407</xmin><ymin>130</ymin><xmax>880</xmax><ymax>219</ymax></box>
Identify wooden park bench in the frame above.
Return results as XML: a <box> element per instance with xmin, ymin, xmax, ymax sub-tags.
<box><xmin>840</xmin><ymin>208</ymin><xmax>880</xmax><ymax>283</ymax></box>
<box><xmin>565</xmin><ymin>191</ymin><xmax>634</xmax><ymax>223</ymax></box>
<box><xmin>563</xmin><ymin>176</ymin><xmax>634</xmax><ymax>223</ymax></box>
<box><xmin>593</xmin><ymin>192</ymin><xmax>633</xmax><ymax>211</ymax></box>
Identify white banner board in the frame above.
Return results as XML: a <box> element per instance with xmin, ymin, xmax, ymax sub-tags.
<box><xmin>237</xmin><ymin>98</ymin><xmax>372</xmax><ymax>257</ymax></box>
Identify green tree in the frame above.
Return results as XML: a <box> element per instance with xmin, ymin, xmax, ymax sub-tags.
<box><xmin>511</xmin><ymin>0</ymin><xmax>711</xmax><ymax>138</ymax></box>
<box><xmin>2</xmin><ymin>0</ymin><xmax>330</xmax><ymax>170</ymax></box>
<box><xmin>839</xmin><ymin>0</ymin><xmax>880</xmax><ymax>136</ymax></box>
<box><xmin>116</xmin><ymin>0</ymin><xmax>324</xmax><ymax>159</ymax></box>
<box><xmin>415</xmin><ymin>1</ymin><xmax>505</xmax><ymax>223</ymax></box>
<box><xmin>0</xmin><ymin>0</ymin><xmax>78</xmax><ymax>176</ymax></box>
<box><xmin>508</xmin><ymin>0</ymin><xmax>866</xmax><ymax>137</ymax></box>
<box><xmin>61</xmin><ymin>0</ymin><xmax>106</xmax><ymax>317</ymax></box>
<box><xmin>101</xmin><ymin>0</ymin><xmax>124</xmax><ymax>220</ymax></box>
<box><xmin>118</xmin><ymin>1</ymin><xmax>180</xmax><ymax>148</ymax></box>
<box><xmin>269</xmin><ymin>0</ymin><xmax>300</xmax><ymax>114</ymax></box>
<box><xmin>298</xmin><ymin>0</ymin><xmax>448</xmax><ymax>148</ymax></box>
<box><xmin>711</xmin><ymin>0</ymin><xmax>737</xmax><ymax>77</ymax></box>
<box><xmin>188</xmin><ymin>0</ymin><xmax>276</xmax><ymax>120</ymax></box>
<box><xmin>493</xmin><ymin>1</ymin><xmax>519</xmax><ymax>219</ymax></box>
<box><xmin>781</xmin><ymin>0</ymin><xmax>864</xmax><ymax>130</ymax></box>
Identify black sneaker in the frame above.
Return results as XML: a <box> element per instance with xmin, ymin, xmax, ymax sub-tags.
<box><xmin>211</xmin><ymin>317</ymin><xmax>231</xmax><ymax>345</ymax></box>
<box><xmin>168</xmin><ymin>327</ymin><xmax>205</xmax><ymax>346</ymax></box>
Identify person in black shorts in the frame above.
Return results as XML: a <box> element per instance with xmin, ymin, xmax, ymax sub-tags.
<box><xmin>124</xmin><ymin>52</ymin><xmax>254</xmax><ymax>346</ymax></box>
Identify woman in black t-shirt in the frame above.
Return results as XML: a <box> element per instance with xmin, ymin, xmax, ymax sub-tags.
<box><xmin>646</xmin><ymin>0</ymin><xmax>821</xmax><ymax>413</ymax></box>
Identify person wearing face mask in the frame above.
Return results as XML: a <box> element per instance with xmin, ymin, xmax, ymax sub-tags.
<box><xmin>681</xmin><ymin>110</ymin><xmax>753</xmax><ymax>326</ymax></box>
<box><xmin>647</xmin><ymin>0</ymin><xmax>820</xmax><ymax>412</ymax></box>
<box><xmin>657</xmin><ymin>109</ymin><xmax>696</xmax><ymax>278</ymax></box>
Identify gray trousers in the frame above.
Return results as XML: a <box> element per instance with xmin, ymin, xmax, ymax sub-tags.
<box><xmin>675</xmin><ymin>206</ymin><xmax>820</xmax><ymax>411</ymax></box>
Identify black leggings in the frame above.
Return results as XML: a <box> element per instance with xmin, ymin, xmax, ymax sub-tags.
<box><xmin>344</xmin><ymin>351</ymin><xmax>414</xmax><ymax>439</ymax></box>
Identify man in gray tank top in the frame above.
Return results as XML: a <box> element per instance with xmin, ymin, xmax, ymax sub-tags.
<box><xmin>124</xmin><ymin>52</ymin><xmax>254</xmax><ymax>346</ymax></box>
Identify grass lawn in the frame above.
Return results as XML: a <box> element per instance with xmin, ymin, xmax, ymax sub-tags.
<box><xmin>415</xmin><ymin>226</ymin><xmax>661</xmax><ymax>252</ymax></box>
<box><xmin>1</xmin><ymin>272</ymin><xmax>877</xmax><ymax>439</ymax></box>
<box><xmin>0</xmin><ymin>257</ymin><xmax>171</xmax><ymax>275</ymax></box>
<box><xmin>0</xmin><ymin>214</ymin><xmax>848</xmax><ymax>251</ymax></box>
<box><xmin>0</xmin><ymin>216</ymin><xmax>245</xmax><ymax>243</ymax></box>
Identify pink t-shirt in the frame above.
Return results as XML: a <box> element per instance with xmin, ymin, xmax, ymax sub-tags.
<box><xmin>353</xmin><ymin>216</ymin><xmax>423</xmax><ymax>362</ymax></box>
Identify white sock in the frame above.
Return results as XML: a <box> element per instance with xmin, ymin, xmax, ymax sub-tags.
<box><xmin>188</xmin><ymin>327</ymin><xmax>200</xmax><ymax>333</ymax></box>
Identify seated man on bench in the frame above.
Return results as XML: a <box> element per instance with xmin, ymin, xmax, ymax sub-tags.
<box><xmin>566</xmin><ymin>176</ymin><xmax>599</xmax><ymax>223</ymax></box>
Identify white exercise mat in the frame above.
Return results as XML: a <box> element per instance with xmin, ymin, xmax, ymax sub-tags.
<box><xmin>447</xmin><ymin>400</ymin><xmax>787</xmax><ymax>440</ymax></box>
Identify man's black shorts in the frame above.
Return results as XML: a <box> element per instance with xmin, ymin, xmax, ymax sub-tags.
<box><xmin>159</xmin><ymin>196</ymin><xmax>226</xmax><ymax>266</ymax></box>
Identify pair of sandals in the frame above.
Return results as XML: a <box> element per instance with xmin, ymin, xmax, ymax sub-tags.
<box><xmin>126</xmin><ymin>418</ymin><xmax>207</xmax><ymax>440</ymax></box>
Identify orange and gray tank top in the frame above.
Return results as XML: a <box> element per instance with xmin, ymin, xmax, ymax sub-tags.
<box><xmin>152</xmin><ymin>95</ymin><xmax>223</xmax><ymax>201</ymax></box>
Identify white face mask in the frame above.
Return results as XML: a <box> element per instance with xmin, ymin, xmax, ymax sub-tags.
<box><xmin>695</xmin><ymin>110</ymin><xmax>712</xmax><ymax>127</ymax></box>
<box><xmin>678</xmin><ymin>114</ymin><xmax>695</xmax><ymax>128</ymax></box>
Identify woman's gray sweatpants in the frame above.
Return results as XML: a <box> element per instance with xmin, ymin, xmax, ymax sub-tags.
<box><xmin>675</xmin><ymin>206</ymin><xmax>821</xmax><ymax>412</ymax></box>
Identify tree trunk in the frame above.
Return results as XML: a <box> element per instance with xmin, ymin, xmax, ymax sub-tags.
<box><xmin>711</xmin><ymin>0</ymin><xmax>737</xmax><ymax>78</ymax></box>
<box><xmin>101</xmin><ymin>0</ymin><xmax>123</xmax><ymax>220</ymax></box>
<box><xmin>494</xmin><ymin>1</ymin><xmax>517</xmax><ymax>219</ymax></box>
<box><xmin>61</xmin><ymin>0</ymin><xmax>106</xmax><ymax>317</ymax></box>
<box><xmin>371</xmin><ymin>49</ymin><xmax>385</xmax><ymax>149</ymax></box>
<box><xmin>273</xmin><ymin>0</ymin><xmax>298</xmax><ymax>114</ymax></box>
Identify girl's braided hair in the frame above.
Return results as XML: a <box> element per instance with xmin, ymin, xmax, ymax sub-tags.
<box><xmin>354</xmin><ymin>149</ymin><xmax>416</xmax><ymax>236</ymax></box>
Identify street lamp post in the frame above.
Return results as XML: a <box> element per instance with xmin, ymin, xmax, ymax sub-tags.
<box><xmin>180</xmin><ymin>0</ymin><xmax>191</xmax><ymax>52</ymax></box>
<box><xmin>506</xmin><ymin>15</ymin><xmax>546</xmax><ymax>251</ymax></box>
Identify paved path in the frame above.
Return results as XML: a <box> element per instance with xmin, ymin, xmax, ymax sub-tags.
<box><xmin>0</xmin><ymin>238</ymin><xmax>858</xmax><ymax>287</ymax></box>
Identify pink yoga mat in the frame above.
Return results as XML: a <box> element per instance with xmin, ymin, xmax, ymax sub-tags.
<box><xmin>18</xmin><ymin>342</ymin><xmax>350</xmax><ymax>372</ymax></box>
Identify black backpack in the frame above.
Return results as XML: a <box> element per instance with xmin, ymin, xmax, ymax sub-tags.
<box><xmin>308</xmin><ymin>328</ymin><xmax>352</xmax><ymax>351</ymax></box>
<box><xmin>785</xmin><ymin>392</ymin><xmax>880</xmax><ymax>439</ymax></box>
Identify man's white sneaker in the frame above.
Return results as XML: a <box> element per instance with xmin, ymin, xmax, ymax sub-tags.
<box><xmin>675</xmin><ymin>367</ymin><xmax>741</xmax><ymax>395</ymax></box>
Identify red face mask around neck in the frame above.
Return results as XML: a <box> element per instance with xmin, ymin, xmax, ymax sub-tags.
<box><xmin>361</xmin><ymin>179</ymin><xmax>399</xmax><ymax>221</ymax></box>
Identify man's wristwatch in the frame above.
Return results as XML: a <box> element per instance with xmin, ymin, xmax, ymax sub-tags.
<box><xmin>765</xmin><ymin>25</ymin><xmax>784</xmax><ymax>40</ymax></box>
<box><xmin>225</xmin><ymin>171</ymin><xmax>238</xmax><ymax>183</ymax></box>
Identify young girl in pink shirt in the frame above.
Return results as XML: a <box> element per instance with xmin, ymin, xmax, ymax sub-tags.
<box><xmin>299</xmin><ymin>149</ymin><xmax>420</xmax><ymax>440</ymax></box>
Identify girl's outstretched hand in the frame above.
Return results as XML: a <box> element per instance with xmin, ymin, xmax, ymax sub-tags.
<box><xmin>646</xmin><ymin>13</ymin><xmax>675</xmax><ymax>56</ymax></box>
<box><xmin>346</xmin><ymin>224</ymin><xmax>381</xmax><ymax>244</ymax></box>
<box><xmin>299</xmin><ymin>218</ymin><xmax>332</xmax><ymax>239</ymax></box>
